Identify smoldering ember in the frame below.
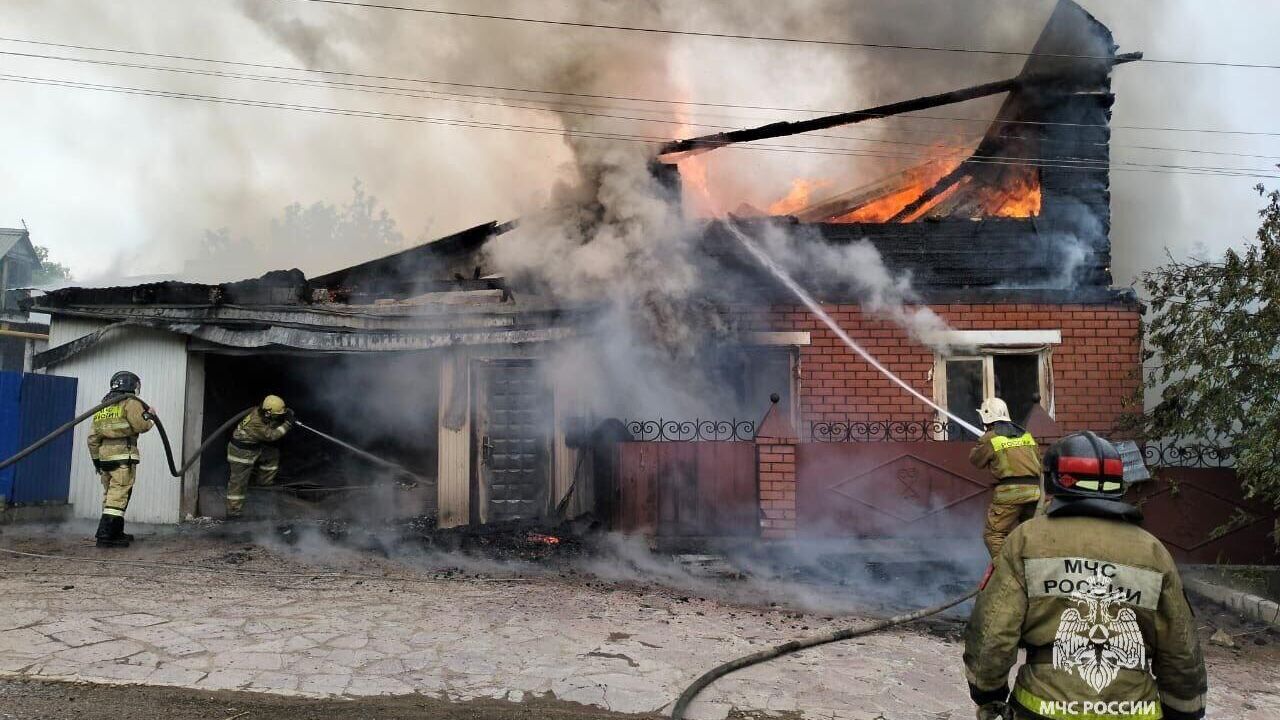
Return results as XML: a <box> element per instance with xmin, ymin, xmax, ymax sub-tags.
<box><xmin>2</xmin><ymin>2</ymin><xmax>1279</xmax><ymax>719</ymax></box>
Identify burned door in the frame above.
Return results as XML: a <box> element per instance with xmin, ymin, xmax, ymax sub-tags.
<box><xmin>472</xmin><ymin>359</ymin><xmax>552</xmax><ymax>524</ymax></box>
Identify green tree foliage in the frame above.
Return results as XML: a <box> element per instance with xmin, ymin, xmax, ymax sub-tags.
<box><xmin>31</xmin><ymin>244</ymin><xmax>73</xmax><ymax>285</ymax></box>
<box><xmin>1136</xmin><ymin>185</ymin><xmax>1280</xmax><ymax>511</ymax></box>
<box><xmin>200</xmin><ymin>181</ymin><xmax>404</xmax><ymax>276</ymax></box>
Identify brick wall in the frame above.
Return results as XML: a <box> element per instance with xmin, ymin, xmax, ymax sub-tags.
<box><xmin>740</xmin><ymin>302</ymin><xmax>1142</xmax><ymax>434</ymax></box>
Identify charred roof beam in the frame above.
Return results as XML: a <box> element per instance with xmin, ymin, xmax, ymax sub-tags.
<box><xmin>658</xmin><ymin>53</ymin><xmax>1140</xmax><ymax>157</ymax></box>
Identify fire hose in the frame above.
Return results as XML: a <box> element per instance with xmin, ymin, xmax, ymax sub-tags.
<box><xmin>669</xmin><ymin>587</ymin><xmax>979</xmax><ymax>720</ymax></box>
<box><xmin>292</xmin><ymin>420</ymin><xmax>429</xmax><ymax>486</ymax></box>
<box><xmin>0</xmin><ymin>400</ymin><xmax>428</xmax><ymax>487</ymax></box>
<box><xmin>0</xmin><ymin>397</ymin><xmax>118</xmax><ymax>472</ymax></box>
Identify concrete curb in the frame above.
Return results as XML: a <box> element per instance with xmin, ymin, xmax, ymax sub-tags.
<box><xmin>1184</xmin><ymin>577</ymin><xmax>1280</xmax><ymax>630</ymax></box>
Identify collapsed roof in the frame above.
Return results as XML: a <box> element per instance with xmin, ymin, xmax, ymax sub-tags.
<box><xmin>668</xmin><ymin>0</ymin><xmax>1129</xmax><ymax>296</ymax></box>
<box><xmin>27</xmin><ymin>221</ymin><xmax>588</xmax><ymax>369</ymax></box>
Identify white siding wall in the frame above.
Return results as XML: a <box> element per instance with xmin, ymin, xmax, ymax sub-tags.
<box><xmin>48</xmin><ymin>319</ymin><xmax>190</xmax><ymax>524</ymax></box>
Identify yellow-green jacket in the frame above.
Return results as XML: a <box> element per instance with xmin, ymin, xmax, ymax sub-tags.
<box><xmin>87</xmin><ymin>396</ymin><xmax>153</xmax><ymax>464</ymax></box>
<box><xmin>964</xmin><ymin>504</ymin><xmax>1207</xmax><ymax>720</ymax></box>
<box><xmin>970</xmin><ymin>423</ymin><xmax>1042</xmax><ymax>481</ymax></box>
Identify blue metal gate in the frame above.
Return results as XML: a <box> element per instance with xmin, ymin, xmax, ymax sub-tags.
<box><xmin>0</xmin><ymin>371</ymin><xmax>78</xmax><ymax>505</ymax></box>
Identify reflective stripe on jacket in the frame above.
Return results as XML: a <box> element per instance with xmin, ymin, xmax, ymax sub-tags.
<box><xmin>87</xmin><ymin>397</ymin><xmax>153</xmax><ymax>463</ymax></box>
<box><xmin>970</xmin><ymin>424</ymin><xmax>1042</xmax><ymax>481</ymax></box>
<box><xmin>963</xmin><ymin>513</ymin><xmax>1207</xmax><ymax>720</ymax></box>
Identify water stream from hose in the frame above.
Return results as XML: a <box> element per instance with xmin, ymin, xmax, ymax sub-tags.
<box><xmin>724</xmin><ymin>220</ymin><xmax>984</xmax><ymax>438</ymax></box>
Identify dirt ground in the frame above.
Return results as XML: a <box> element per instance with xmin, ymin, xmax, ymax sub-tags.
<box><xmin>1</xmin><ymin>521</ymin><xmax>1278</xmax><ymax>719</ymax></box>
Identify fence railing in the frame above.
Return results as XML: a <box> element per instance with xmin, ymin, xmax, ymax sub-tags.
<box><xmin>1141</xmin><ymin>440</ymin><xmax>1235</xmax><ymax>469</ymax></box>
<box><xmin>809</xmin><ymin>420</ymin><xmax>967</xmax><ymax>442</ymax></box>
<box><xmin>623</xmin><ymin>419</ymin><xmax>756</xmax><ymax>442</ymax></box>
<box><xmin>806</xmin><ymin>421</ymin><xmax>1235</xmax><ymax>469</ymax></box>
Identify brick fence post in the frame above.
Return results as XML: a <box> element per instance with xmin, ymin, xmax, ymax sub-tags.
<box><xmin>755</xmin><ymin>397</ymin><xmax>800</xmax><ymax>541</ymax></box>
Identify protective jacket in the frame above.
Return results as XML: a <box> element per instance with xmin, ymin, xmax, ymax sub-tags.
<box><xmin>964</xmin><ymin>500</ymin><xmax>1208</xmax><ymax>720</ymax></box>
<box><xmin>87</xmin><ymin>395</ymin><xmax>153</xmax><ymax>464</ymax></box>
<box><xmin>230</xmin><ymin>409</ymin><xmax>292</xmax><ymax>447</ymax></box>
<box><xmin>970</xmin><ymin>421</ymin><xmax>1042</xmax><ymax>484</ymax></box>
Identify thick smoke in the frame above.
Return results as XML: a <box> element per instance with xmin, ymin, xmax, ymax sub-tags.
<box><xmin>3</xmin><ymin>0</ymin><xmax>1065</xmax><ymax>282</ymax></box>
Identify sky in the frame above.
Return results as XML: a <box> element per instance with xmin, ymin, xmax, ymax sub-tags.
<box><xmin>0</xmin><ymin>0</ymin><xmax>1276</xmax><ymax>286</ymax></box>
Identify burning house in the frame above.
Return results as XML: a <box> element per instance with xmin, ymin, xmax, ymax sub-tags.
<box><xmin>24</xmin><ymin>1</ymin><xmax>1160</xmax><ymax>545</ymax></box>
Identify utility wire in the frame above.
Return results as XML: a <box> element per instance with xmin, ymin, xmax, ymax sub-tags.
<box><xmin>13</xmin><ymin>47</ymin><xmax>1280</xmax><ymax>166</ymax></box>
<box><xmin>4</xmin><ymin>72</ymin><xmax>1276</xmax><ymax>180</ymax></box>
<box><xmin>0</xmin><ymin>46</ymin><xmax>991</xmax><ymax>155</ymax></box>
<box><xmin>293</xmin><ymin>0</ymin><xmax>1280</xmax><ymax>71</ymax></box>
<box><xmin>3</xmin><ymin>36</ymin><xmax>1280</xmax><ymax>141</ymax></box>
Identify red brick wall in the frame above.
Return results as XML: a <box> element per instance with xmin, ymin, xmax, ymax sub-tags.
<box><xmin>757</xmin><ymin>439</ymin><xmax>797</xmax><ymax>539</ymax></box>
<box><xmin>740</xmin><ymin>303</ymin><xmax>1142</xmax><ymax>434</ymax></box>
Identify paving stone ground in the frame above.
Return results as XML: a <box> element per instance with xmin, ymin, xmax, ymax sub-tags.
<box><xmin>0</xmin><ymin>528</ymin><xmax>1277</xmax><ymax>719</ymax></box>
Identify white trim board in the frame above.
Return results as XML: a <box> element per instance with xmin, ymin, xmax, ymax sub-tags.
<box><xmin>925</xmin><ymin>329</ymin><xmax>1061</xmax><ymax>347</ymax></box>
<box><xmin>746</xmin><ymin>331</ymin><xmax>812</xmax><ymax>346</ymax></box>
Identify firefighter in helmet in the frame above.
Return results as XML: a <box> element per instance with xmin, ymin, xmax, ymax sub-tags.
<box><xmin>964</xmin><ymin>431</ymin><xmax>1207</xmax><ymax>720</ymax></box>
<box><xmin>225</xmin><ymin>395</ymin><xmax>294</xmax><ymax>519</ymax></box>
<box><xmin>970</xmin><ymin>397</ymin><xmax>1042</xmax><ymax>558</ymax></box>
<box><xmin>87</xmin><ymin>371</ymin><xmax>154</xmax><ymax>548</ymax></box>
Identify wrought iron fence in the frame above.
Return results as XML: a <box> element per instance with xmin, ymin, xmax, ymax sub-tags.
<box><xmin>809</xmin><ymin>420</ymin><xmax>969</xmax><ymax>442</ymax></box>
<box><xmin>1141</xmin><ymin>441</ymin><xmax>1235</xmax><ymax>469</ymax></box>
<box><xmin>623</xmin><ymin>419</ymin><xmax>756</xmax><ymax>442</ymax></box>
<box><xmin>806</xmin><ymin>422</ymin><xmax>1236</xmax><ymax>469</ymax></box>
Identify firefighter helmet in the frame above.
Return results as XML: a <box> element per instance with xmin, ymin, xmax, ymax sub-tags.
<box><xmin>109</xmin><ymin>371</ymin><xmax>141</xmax><ymax>394</ymax></box>
<box><xmin>1043</xmin><ymin>431</ymin><xmax>1126</xmax><ymax>500</ymax></box>
<box><xmin>261</xmin><ymin>395</ymin><xmax>287</xmax><ymax>417</ymax></box>
<box><xmin>977</xmin><ymin>397</ymin><xmax>1012</xmax><ymax>425</ymax></box>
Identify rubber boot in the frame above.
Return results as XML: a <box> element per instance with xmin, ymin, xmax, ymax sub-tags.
<box><xmin>112</xmin><ymin>516</ymin><xmax>132</xmax><ymax>546</ymax></box>
<box><xmin>95</xmin><ymin>515</ymin><xmax>129</xmax><ymax>548</ymax></box>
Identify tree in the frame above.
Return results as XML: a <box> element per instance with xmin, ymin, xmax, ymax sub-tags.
<box><xmin>199</xmin><ymin>181</ymin><xmax>404</xmax><ymax>277</ymax></box>
<box><xmin>31</xmin><ymin>244</ymin><xmax>72</xmax><ymax>285</ymax></box>
<box><xmin>1134</xmin><ymin>185</ymin><xmax>1280</xmax><ymax>517</ymax></box>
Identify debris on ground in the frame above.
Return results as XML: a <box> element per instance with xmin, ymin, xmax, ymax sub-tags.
<box><xmin>1210</xmin><ymin>628</ymin><xmax>1239</xmax><ymax>649</ymax></box>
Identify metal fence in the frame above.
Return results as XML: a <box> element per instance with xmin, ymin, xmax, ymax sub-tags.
<box><xmin>806</xmin><ymin>421</ymin><xmax>1235</xmax><ymax>469</ymax></box>
<box><xmin>809</xmin><ymin>420</ymin><xmax>967</xmax><ymax>442</ymax></box>
<box><xmin>623</xmin><ymin>419</ymin><xmax>756</xmax><ymax>442</ymax></box>
<box><xmin>1140</xmin><ymin>440</ymin><xmax>1235</xmax><ymax>469</ymax></box>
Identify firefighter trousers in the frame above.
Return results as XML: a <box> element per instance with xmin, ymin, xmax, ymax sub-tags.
<box><xmin>983</xmin><ymin>480</ymin><xmax>1041</xmax><ymax>558</ymax></box>
<box><xmin>98</xmin><ymin>463</ymin><xmax>137</xmax><ymax>517</ymax></box>
<box><xmin>226</xmin><ymin>444</ymin><xmax>280</xmax><ymax>516</ymax></box>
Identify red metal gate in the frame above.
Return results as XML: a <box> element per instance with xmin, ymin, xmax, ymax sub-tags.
<box><xmin>796</xmin><ymin>442</ymin><xmax>992</xmax><ymax>539</ymax></box>
<box><xmin>614</xmin><ymin>442</ymin><xmax>758</xmax><ymax>537</ymax></box>
<box><xmin>1129</xmin><ymin>468</ymin><xmax>1279</xmax><ymax>565</ymax></box>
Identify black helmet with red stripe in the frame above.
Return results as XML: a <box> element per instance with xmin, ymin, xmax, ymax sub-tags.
<box><xmin>1043</xmin><ymin>431</ymin><xmax>1125</xmax><ymax>500</ymax></box>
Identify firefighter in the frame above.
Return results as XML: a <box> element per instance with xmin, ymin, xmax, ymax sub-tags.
<box><xmin>970</xmin><ymin>397</ymin><xmax>1042</xmax><ymax>558</ymax></box>
<box><xmin>87</xmin><ymin>371</ymin><xmax>155</xmax><ymax>548</ymax></box>
<box><xmin>225</xmin><ymin>395</ymin><xmax>294</xmax><ymax>519</ymax></box>
<box><xmin>964</xmin><ymin>431</ymin><xmax>1207</xmax><ymax>720</ymax></box>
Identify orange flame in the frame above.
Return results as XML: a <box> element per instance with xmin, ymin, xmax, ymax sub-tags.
<box><xmin>985</xmin><ymin>169</ymin><xmax>1042</xmax><ymax>217</ymax></box>
<box><xmin>830</xmin><ymin>157</ymin><xmax>963</xmax><ymax>223</ymax></box>
<box><xmin>767</xmin><ymin>179</ymin><xmax>831</xmax><ymax>216</ymax></box>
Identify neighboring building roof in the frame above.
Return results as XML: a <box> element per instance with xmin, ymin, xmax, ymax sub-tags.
<box><xmin>0</xmin><ymin>228</ymin><xmax>38</xmax><ymax>265</ymax></box>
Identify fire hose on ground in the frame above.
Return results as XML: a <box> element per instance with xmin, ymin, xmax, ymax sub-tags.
<box><xmin>668</xmin><ymin>587</ymin><xmax>980</xmax><ymax>720</ymax></box>
<box><xmin>0</xmin><ymin>399</ymin><xmax>429</xmax><ymax>487</ymax></box>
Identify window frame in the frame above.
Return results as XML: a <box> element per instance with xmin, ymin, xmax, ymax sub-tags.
<box><xmin>930</xmin><ymin>330</ymin><xmax>1060</xmax><ymax>440</ymax></box>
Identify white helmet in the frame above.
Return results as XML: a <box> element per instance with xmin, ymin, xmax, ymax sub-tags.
<box><xmin>977</xmin><ymin>397</ymin><xmax>1012</xmax><ymax>425</ymax></box>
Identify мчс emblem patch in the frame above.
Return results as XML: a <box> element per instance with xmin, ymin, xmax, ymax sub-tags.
<box><xmin>1052</xmin><ymin>569</ymin><xmax>1147</xmax><ymax>692</ymax></box>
